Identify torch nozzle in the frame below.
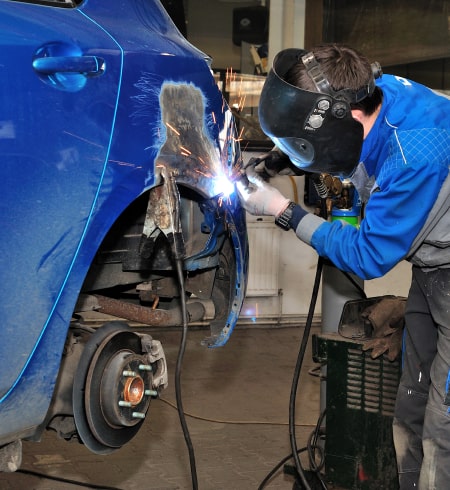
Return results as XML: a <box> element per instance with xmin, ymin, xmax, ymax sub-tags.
<box><xmin>232</xmin><ymin>167</ymin><xmax>250</xmax><ymax>187</ymax></box>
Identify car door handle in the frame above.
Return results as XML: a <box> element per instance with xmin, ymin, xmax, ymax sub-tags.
<box><xmin>32</xmin><ymin>55</ymin><xmax>105</xmax><ymax>77</ymax></box>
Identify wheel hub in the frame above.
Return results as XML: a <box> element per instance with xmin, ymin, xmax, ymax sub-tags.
<box><xmin>100</xmin><ymin>353</ymin><xmax>154</xmax><ymax>428</ymax></box>
<box><xmin>73</xmin><ymin>321</ymin><xmax>166</xmax><ymax>454</ymax></box>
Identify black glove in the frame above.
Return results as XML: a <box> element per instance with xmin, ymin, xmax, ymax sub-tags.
<box><xmin>246</xmin><ymin>148</ymin><xmax>304</xmax><ymax>178</ymax></box>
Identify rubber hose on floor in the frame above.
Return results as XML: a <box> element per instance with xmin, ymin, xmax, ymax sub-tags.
<box><xmin>174</xmin><ymin>256</ymin><xmax>198</xmax><ymax>489</ymax></box>
<box><xmin>289</xmin><ymin>255</ymin><xmax>327</xmax><ymax>490</ymax></box>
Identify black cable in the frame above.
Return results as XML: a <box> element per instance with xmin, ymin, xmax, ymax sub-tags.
<box><xmin>16</xmin><ymin>468</ymin><xmax>123</xmax><ymax>489</ymax></box>
<box><xmin>174</xmin><ymin>256</ymin><xmax>198</xmax><ymax>490</ymax></box>
<box><xmin>306</xmin><ymin>409</ymin><xmax>327</xmax><ymax>476</ymax></box>
<box><xmin>289</xmin><ymin>255</ymin><xmax>325</xmax><ymax>490</ymax></box>
<box><xmin>258</xmin><ymin>408</ymin><xmax>327</xmax><ymax>489</ymax></box>
<box><xmin>342</xmin><ymin>267</ymin><xmax>367</xmax><ymax>299</ymax></box>
<box><xmin>164</xmin><ymin>171</ymin><xmax>198</xmax><ymax>490</ymax></box>
<box><xmin>284</xmin><ymin>181</ymin><xmax>328</xmax><ymax>490</ymax></box>
<box><xmin>257</xmin><ymin>446</ymin><xmax>308</xmax><ymax>490</ymax></box>
<box><xmin>263</xmin><ymin>180</ymin><xmax>365</xmax><ymax>489</ymax></box>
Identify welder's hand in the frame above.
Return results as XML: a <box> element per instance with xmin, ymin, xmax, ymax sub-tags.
<box><xmin>362</xmin><ymin>327</ymin><xmax>403</xmax><ymax>362</ymax></box>
<box><xmin>236</xmin><ymin>165</ymin><xmax>290</xmax><ymax>217</ymax></box>
<box><xmin>245</xmin><ymin>148</ymin><xmax>302</xmax><ymax>178</ymax></box>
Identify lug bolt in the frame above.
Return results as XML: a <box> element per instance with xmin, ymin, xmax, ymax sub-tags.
<box><xmin>122</xmin><ymin>370</ymin><xmax>136</xmax><ymax>377</ymax></box>
<box><xmin>132</xmin><ymin>411</ymin><xmax>146</xmax><ymax>419</ymax></box>
<box><xmin>139</xmin><ymin>364</ymin><xmax>152</xmax><ymax>371</ymax></box>
<box><xmin>145</xmin><ymin>389</ymin><xmax>158</xmax><ymax>397</ymax></box>
<box><xmin>118</xmin><ymin>401</ymin><xmax>132</xmax><ymax>408</ymax></box>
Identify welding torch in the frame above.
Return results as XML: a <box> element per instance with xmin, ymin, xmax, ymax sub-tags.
<box><xmin>231</xmin><ymin>151</ymin><xmax>272</xmax><ymax>187</ymax></box>
<box><xmin>234</xmin><ymin>148</ymin><xmax>300</xmax><ymax>189</ymax></box>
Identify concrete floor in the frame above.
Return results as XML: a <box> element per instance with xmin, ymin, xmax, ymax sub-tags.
<box><xmin>0</xmin><ymin>324</ymin><xmax>341</xmax><ymax>490</ymax></box>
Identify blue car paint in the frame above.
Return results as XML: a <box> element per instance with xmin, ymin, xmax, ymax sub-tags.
<box><xmin>0</xmin><ymin>0</ymin><xmax>248</xmax><ymax>445</ymax></box>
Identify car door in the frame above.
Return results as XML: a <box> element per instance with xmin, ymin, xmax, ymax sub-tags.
<box><xmin>0</xmin><ymin>1</ymin><xmax>122</xmax><ymax>400</ymax></box>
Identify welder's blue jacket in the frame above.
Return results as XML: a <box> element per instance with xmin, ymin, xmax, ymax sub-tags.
<box><xmin>296</xmin><ymin>75</ymin><xmax>450</xmax><ymax>279</ymax></box>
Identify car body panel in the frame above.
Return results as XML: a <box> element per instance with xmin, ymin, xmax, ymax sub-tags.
<box><xmin>0</xmin><ymin>2</ymin><xmax>122</xmax><ymax>399</ymax></box>
<box><xmin>0</xmin><ymin>0</ymin><xmax>248</xmax><ymax>447</ymax></box>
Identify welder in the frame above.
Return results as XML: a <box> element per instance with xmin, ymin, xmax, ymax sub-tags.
<box><xmin>236</xmin><ymin>43</ymin><xmax>450</xmax><ymax>489</ymax></box>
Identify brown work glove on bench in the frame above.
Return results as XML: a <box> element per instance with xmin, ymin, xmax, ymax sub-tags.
<box><xmin>361</xmin><ymin>296</ymin><xmax>406</xmax><ymax>361</ymax></box>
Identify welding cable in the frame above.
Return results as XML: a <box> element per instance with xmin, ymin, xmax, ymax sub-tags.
<box><xmin>257</xmin><ymin>407</ymin><xmax>327</xmax><ymax>489</ymax></box>
<box><xmin>306</xmin><ymin>409</ymin><xmax>327</xmax><ymax>476</ymax></box>
<box><xmin>165</xmin><ymin>170</ymin><xmax>198</xmax><ymax>490</ymax></box>
<box><xmin>174</xmin><ymin>255</ymin><xmax>198</xmax><ymax>490</ymax></box>
<box><xmin>17</xmin><ymin>468</ymin><xmax>123</xmax><ymax>490</ymax></box>
<box><xmin>289</xmin><ymin>255</ymin><xmax>327</xmax><ymax>490</ymax></box>
<box><xmin>286</xmin><ymin>178</ymin><xmax>328</xmax><ymax>490</ymax></box>
<box><xmin>342</xmin><ymin>268</ymin><xmax>366</xmax><ymax>298</ymax></box>
<box><xmin>257</xmin><ymin>445</ymin><xmax>309</xmax><ymax>490</ymax></box>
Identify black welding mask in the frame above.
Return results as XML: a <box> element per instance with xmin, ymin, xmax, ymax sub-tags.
<box><xmin>259</xmin><ymin>48</ymin><xmax>381</xmax><ymax>177</ymax></box>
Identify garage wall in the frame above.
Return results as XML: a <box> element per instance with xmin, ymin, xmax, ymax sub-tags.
<box><xmin>186</xmin><ymin>0</ymin><xmax>259</xmax><ymax>71</ymax></box>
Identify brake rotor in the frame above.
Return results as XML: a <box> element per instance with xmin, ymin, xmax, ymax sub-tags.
<box><xmin>73</xmin><ymin>321</ymin><xmax>156</xmax><ymax>454</ymax></box>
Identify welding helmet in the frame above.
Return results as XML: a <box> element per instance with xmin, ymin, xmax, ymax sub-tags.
<box><xmin>258</xmin><ymin>48</ymin><xmax>381</xmax><ymax>177</ymax></box>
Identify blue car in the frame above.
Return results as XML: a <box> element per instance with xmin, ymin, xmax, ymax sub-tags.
<box><xmin>0</xmin><ymin>0</ymin><xmax>248</xmax><ymax>468</ymax></box>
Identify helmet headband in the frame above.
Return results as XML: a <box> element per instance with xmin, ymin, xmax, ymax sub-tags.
<box><xmin>302</xmin><ymin>52</ymin><xmax>381</xmax><ymax>104</ymax></box>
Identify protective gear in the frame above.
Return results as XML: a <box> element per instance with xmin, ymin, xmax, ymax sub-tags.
<box><xmin>362</xmin><ymin>328</ymin><xmax>403</xmax><ymax>362</ymax></box>
<box><xmin>236</xmin><ymin>166</ymin><xmax>290</xmax><ymax>217</ymax></box>
<box><xmin>362</xmin><ymin>296</ymin><xmax>406</xmax><ymax>361</ymax></box>
<box><xmin>362</xmin><ymin>296</ymin><xmax>406</xmax><ymax>335</ymax></box>
<box><xmin>258</xmin><ymin>49</ymin><xmax>380</xmax><ymax>177</ymax></box>
<box><xmin>294</xmin><ymin>75</ymin><xmax>450</xmax><ymax>279</ymax></box>
<box><xmin>246</xmin><ymin>147</ymin><xmax>304</xmax><ymax>177</ymax></box>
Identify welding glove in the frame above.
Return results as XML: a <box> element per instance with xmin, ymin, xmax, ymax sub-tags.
<box><xmin>361</xmin><ymin>296</ymin><xmax>406</xmax><ymax>361</ymax></box>
<box><xmin>236</xmin><ymin>165</ymin><xmax>290</xmax><ymax>217</ymax></box>
<box><xmin>362</xmin><ymin>329</ymin><xmax>404</xmax><ymax>362</ymax></box>
<box><xmin>246</xmin><ymin>147</ymin><xmax>303</xmax><ymax>178</ymax></box>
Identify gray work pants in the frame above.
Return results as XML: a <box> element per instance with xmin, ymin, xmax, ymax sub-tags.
<box><xmin>393</xmin><ymin>266</ymin><xmax>450</xmax><ymax>489</ymax></box>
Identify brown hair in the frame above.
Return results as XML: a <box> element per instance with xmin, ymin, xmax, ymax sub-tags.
<box><xmin>285</xmin><ymin>43</ymin><xmax>382</xmax><ymax>116</ymax></box>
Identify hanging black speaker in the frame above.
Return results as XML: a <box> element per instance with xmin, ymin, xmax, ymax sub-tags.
<box><xmin>232</xmin><ymin>6</ymin><xmax>269</xmax><ymax>46</ymax></box>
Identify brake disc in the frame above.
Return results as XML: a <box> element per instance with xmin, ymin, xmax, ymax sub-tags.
<box><xmin>73</xmin><ymin>321</ymin><xmax>158</xmax><ymax>454</ymax></box>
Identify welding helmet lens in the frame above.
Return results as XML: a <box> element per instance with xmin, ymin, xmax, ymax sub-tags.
<box><xmin>258</xmin><ymin>48</ymin><xmax>370</xmax><ymax>177</ymax></box>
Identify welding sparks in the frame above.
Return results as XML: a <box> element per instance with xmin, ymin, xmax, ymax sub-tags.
<box><xmin>165</xmin><ymin>122</ymin><xmax>180</xmax><ymax>136</ymax></box>
<box><xmin>194</xmin><ymin>168</ymin><xmax>212</xmax><ymax>178</ymax></box>
<box><xmin>218</xmin><ymin>194</ymin><xmax>232</xmax><ymax>207</ymax></box>
<box><xmin>179</xmin><ymin>145</ymin><xmax>192</xmax><ymax>157</ymax></box>
<box><xmin>156</xmin><ymin>75</ymin><xmax>248</xmax><ymax>202</ymax></box>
